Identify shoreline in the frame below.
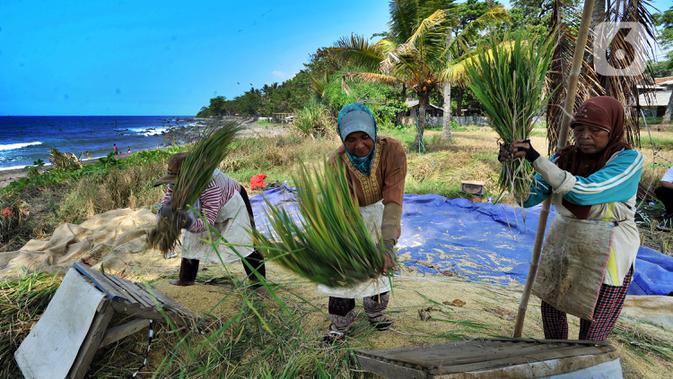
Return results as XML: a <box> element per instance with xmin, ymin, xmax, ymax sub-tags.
<box><xmin>0</xmin><ymin>119</ymin><xmax>290</xmax><ymax>190</ymax></box>
<box><xmin>0</xmin><ymin>152</ymin><xmax>134</xmax><ymax>189</ymax></box>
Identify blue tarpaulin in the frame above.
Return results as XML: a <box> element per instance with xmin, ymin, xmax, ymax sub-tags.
<box><xmin>250</xmin><ymin>186</ymin><xmax>673</xmax><ymax>296</ymax></box>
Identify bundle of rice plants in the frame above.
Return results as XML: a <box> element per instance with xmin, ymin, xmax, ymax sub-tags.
<box><xmin>147</xmin><ymin>121</ymin><xmax>243</xmax><ymax>252</ymax></box>
<box><xmin>252</xmin><ymin>160</ymin><xmax>386</xmax><ymax>287</ymax></box>
<box><xmin>464</xmin><ymin>32</ymin><xmax>556</xmax><ymax>202</ymax></box>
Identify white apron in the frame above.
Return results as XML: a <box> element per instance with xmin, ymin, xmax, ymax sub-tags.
<box><xmin>182</xmin><ymin>191</ymin><xmax>254</xmax><ymax>264</ymax></box>
<box><xmin>317</xmin><ymin>201</ymin><xmax>392</xmax><ymax>298</ymax></box>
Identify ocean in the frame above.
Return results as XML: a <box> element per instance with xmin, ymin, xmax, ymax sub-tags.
<box><xmin>0</xmin><ymin>116</ymin><xmax>195</xmax><ymax>171</ymax></box>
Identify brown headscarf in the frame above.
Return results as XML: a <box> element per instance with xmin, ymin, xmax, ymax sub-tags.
<box><xmin>555</xmin><ymin>96</ymin><xmax>632</xmax><ymax>218</ymax></box>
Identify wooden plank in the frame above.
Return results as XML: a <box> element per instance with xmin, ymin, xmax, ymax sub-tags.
<box><xmin>357</xmin><ymin>355</ymin><xmax>427</xmax><ymax>379</ymax></box>
<box><xmin>99</xmin><ymin>319</ymin><xmax>150</xmax><ymax>348</ymax></box>
<box><xmin>68</xmin><ymin>302</ymin><xmax>115</xmax><ymax>379</ymax></box>
<box><xmin>110</xmin><ymin>276</ymin><xmax>160</xmax><ymax>307</ymax></box>
<box><xmin>73</xmin><ymin>262</ymin><xmax>129</xmax><ymax>303</ymax></box>
<box><xmin>15</xmin><ymin>268</ymin><xmax>107</xmax><ymax>379</ymax></box>
<box><xmin>358</xmin><ymin>340</ymin><xmax>563</xmax><ymax>368</ymax></box>
<box><xmin>105</xmin><ymin>275</ymin><xmax>154</xmax><ymax>308</ymax></box>
<box><xmin>432</xmin><ymin>345</ymin><xmax>615</xmax><ymax>374</ymax></box>
<box><xmin>110</xmin><ymin>301</ymin><xmax>163</xmax><ymax>320</ymax></box>
<box><xmin>356</xmin><ymin>339</ymin><xmax>616</xmax><ymax>376</ymax></box>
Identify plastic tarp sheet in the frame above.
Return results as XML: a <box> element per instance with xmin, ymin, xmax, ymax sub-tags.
<box><xmin>251</xmin><ymin>186</ymin><xmax>673</xmax><ymax>296</ymax></box>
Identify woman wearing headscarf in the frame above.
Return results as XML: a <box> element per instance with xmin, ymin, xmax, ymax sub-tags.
<box><xmin>155</xmin><ymin>152</ymin><xmax>266</xmax><ymax>289</ymax></box>
<box><xmin>321</xmin><ymin>103</ymin><xmax>407</xmax><ymax>343</ymax></box>
<box><xmin>512</xmin><ymin>96</ymin><xmax>644</xmax><ymax>341</ymax></box>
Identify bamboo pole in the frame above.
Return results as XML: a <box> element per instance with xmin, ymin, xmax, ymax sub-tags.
<box><xmin>512</xmin><ymin>0</ymin><xmax>596</xmax><ymax>338</ymax></box>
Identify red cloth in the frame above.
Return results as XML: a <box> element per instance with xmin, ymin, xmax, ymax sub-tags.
<box><xmin>250</xmin><ymin>174</ymin><xmax>267</xmax><ymax>190</ymax></box>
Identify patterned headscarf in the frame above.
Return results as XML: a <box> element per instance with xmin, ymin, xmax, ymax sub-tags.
<box><xmin>337</xmin><ymin>103</ymin><xmax>377</xmax><ymax>176</ymax></box>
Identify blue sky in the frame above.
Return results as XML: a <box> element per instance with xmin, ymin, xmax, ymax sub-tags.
<box><xmin>0</xmin><ymin>1</ymin><xmax>390</xmax><ymax>115</ymax></box>
<box><xmin>0</xmin><ymin>0</ymin><xmax>670</xmax><ymax>116</ymax></box>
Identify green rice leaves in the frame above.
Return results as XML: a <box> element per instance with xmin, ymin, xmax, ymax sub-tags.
<box><xmin>253</xmin><ymin>160</ymin><xmax>386</xmax><ymax>287</ymax></box>
<box><xmin>465</xmin><ymin>32</ymin><xmax>556</xmax><ymax>202</ymax></box>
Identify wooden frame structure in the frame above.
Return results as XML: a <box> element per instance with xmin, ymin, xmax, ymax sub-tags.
<box><xmin>16</xmin><ymin>262</ymin><xmax>196</xmax><ymax>379</ymax></box>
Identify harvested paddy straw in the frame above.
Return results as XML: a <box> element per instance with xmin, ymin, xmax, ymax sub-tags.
<box><xmin>465</xmin><ymin>32</ymin><xmax>555</xmax><ymax>202</ymax></box>
<box><xmin>147</xmin><ymin>121</ymin><xmax>242</xmax><ymax>252</ymax></box>
<box><xmin>253</xmin><ymin>161</ymin><xmax>387</xmax><ymax>287</ymax></box>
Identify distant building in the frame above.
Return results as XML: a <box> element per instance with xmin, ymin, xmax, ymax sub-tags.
<box><xmin>398</xmin><ymin>99</ymin><xmax>444</xmax><ymax>127</ymax></box>
<box><xmin>637</xmin><ymin>76</ymin><xmax>673</xmax><ymax>118</ymax></box>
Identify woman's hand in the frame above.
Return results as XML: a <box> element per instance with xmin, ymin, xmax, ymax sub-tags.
<box><xmin>158</xmin><ymin>206</ymin><xmax>194</xmax><ymax>229</ymax></box>
<box><xmin>382</xmin><ymin>240</ymin><xmax>397</xmax><ymax>273</ymax></box>
<box><xmin>511</xmin><ymin>139</ymin><xmax>540</xmax><ymax>162</ymax></box>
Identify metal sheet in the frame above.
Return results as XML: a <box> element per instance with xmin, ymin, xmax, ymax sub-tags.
<box><xmin>15</xmin><ymin>268</ymin><xmax>105</xmax><ymax>379</ymax></box>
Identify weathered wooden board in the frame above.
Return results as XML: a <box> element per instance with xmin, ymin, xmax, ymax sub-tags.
<box><xmin>15</xmin><ymin>269</ymin><xmax>108</xmax><ymax>379</ymax></box>
<box><xmin>356</xmin><ymin>338</ymin><xmax>621</xmax><ymax>379</ymax></box>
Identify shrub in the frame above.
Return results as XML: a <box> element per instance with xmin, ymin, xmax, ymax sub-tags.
<box><xmin>292</xmin><ymin>102</ymin><xmax>334</xmax><ymax>138</ymax></box>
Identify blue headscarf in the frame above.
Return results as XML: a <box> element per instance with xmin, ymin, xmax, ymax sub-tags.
<box><xmin>337</xmin><ymin>103</ymin><xmax>377</xmax><ymax>176</ymax></box>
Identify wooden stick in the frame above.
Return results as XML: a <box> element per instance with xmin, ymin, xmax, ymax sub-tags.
<box><xmin>512</xmin><ymin>0</ymin><xmax>596</xmax><ymax>338</ymax></box>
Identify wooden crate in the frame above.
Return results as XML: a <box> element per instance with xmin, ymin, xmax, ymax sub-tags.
<box><xmin>461</xmin><ymin>181</ymin><xmax>485</xmax><ymax>196</ymax></box>
<box><xmin>15</xmin><ymin>262</ymin><xmax>196</xmax><ymax>379</ymax></box>
<box><xmin>355</xmin><ymin>338</ymin><xmax>622</xmax><ymax>378</ymax></box>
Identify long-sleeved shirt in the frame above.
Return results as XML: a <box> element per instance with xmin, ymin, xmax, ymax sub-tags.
<box><xmin>160</xmin><ymin>169</ymin><xmax>240</xmax><ymax>233</ymax></box>
<box><xmin>523</xmin><ymin>149</ymin><xmax>644</xmax><ymax>286</ymax></box>
<box><xmin>335</xmin><ymin>137</ymin><xmax>407</xmax><ymax>243</ymax></box>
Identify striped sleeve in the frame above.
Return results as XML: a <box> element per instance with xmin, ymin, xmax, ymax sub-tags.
<box><xmin>522</xmin><ymin>155</ymin><xmax>559</xmax><ymax>208</ymax></box>
<box><xmin>522</xmin><ymin>173</ymin><xmax>552</xmax><ymax>208</ymax></box>
<box><xmin>563</xmin><ymin>149</ymin><xmax>644</xmax><ymax>206</ymax></box>
<box><xmin>160</xmin><ymin>185</ymin><xmax>173</xmax><ymax>207</ymax></box>
<box><xmin>188</xmin><ymin>173</ymin><xmax>240</xmax><ymax>233</ymax></box>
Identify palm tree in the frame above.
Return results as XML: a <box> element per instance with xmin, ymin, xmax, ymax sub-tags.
<box><xmin>439</xmin><ymin>4</ymin><xmax>510</xmax><ymax>140</ymax></box>
<box><xmin>333</xmin><ymin>1</ymin><xmax>508</xmax><ymax>150</ymax></box>
<box><xmin>333</xmin><ymin>10</ymin><xmax>449</xmax><ymax>152</ymax></box>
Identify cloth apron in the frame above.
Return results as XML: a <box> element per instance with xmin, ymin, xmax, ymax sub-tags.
<box><xmin>182</xmin><ymin>191</ymin><xmax>254</xmax><ymax>264</ymax></box>
<box><xmin>316</xmin><ymin>201</ymin><xmax>392</xmax><ymax>298</ymax></box>
<box><xmin>532</xmin><ymin>204</ymin><xmax>616</xmax><ymax>320</ymax></box>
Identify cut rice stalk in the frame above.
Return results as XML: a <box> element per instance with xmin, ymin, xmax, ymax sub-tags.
<box><xmin>147</xmin><ymin>121</ymin><xmax>243</xmax><ymax>253</ymax></box>
<box><xmin>465</xmin><ymin>32</ymin><xmax>556</xmax><ymax>203</ymax></box>
<box><xmin>253</xmin><ymin>160</ymin><xmax>387</xmax><ymax>288</ymax></box>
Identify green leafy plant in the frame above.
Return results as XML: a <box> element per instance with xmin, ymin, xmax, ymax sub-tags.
<box><xmin>292</xmin><ymin>101</ymin><xmax>334</xmax><ymax>138</ymax></box>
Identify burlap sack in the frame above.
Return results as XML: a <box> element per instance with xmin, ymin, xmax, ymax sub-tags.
<box><xmin>532</xmin><ymin>216</ymin><xmax>613</xmax><ymax>320</ymax></box>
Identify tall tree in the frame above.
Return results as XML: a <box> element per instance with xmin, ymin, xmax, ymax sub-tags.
<box><xmin>440</xmin><ymin>1</ymin><xmax>509</xmax><ymax>140</ymax></box>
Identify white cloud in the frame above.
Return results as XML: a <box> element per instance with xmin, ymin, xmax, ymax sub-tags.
<box><xmin>271</xmin><ymin>70</ymin><xmax>290</xmax><ymax>80</ymax></box>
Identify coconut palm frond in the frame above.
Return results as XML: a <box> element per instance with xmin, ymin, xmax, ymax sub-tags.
<box><xmin>440</xmin><ymin>40</ymin><xmax>515</xmax><ymax>84</ymax></box>
<box><xmin>372</xmin><ymin>38</ymin><xmax>398</xmax><ymax>55</ymax></box>
<box><xmin>253</xmin><ymin>161</ymin><xmax>386</xmax><ymax>287</ymax></box>
<box><xmin>343</xmin><ymin>71</ymin><xmax>400</xmax><ymax>85</ymax></box>
<box><xmin>406</xmin><ymin>9</ymin><xmax>449</xmax><ymax>51</ymax></box>
<box><xmin>447</xmin><ymin>5</ymin><xmax>511</xmax><ymax>57</ymax></box>
<box><xmin>332</xmin><ymin>34</ymin><xmax>385</xmax><ymax>71</ymax></box>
